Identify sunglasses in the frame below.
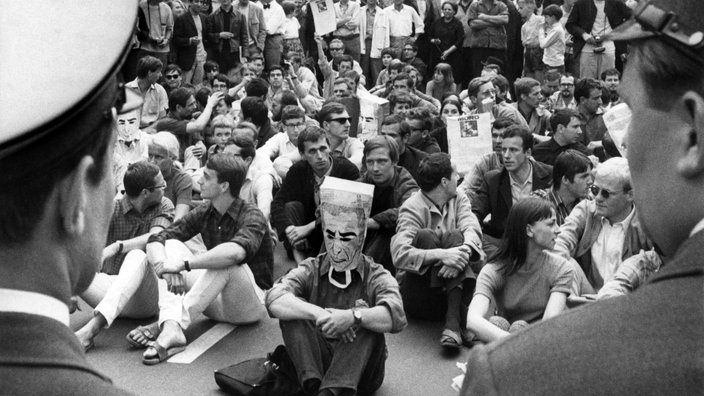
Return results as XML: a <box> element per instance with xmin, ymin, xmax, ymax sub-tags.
<box><xmin>165</xmin><ymin>74</ymin><xmax>180</xmax><ymax>80</ymax></box>
<box><xmin>590</xmin><ymin>185</ymin><xmax>621</xmax><ymax>199</ymax></box>
<box><xmin>327</xmin><ymin>116</ymin><xmax>350</xmax><ymax>124</ymax></box>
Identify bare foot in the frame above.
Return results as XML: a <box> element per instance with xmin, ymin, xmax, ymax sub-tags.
<box><xmin>126</xmin><ymin>321</ymin><xmax>160</xmax><ymax>348</ymax></box>
<box><xmin>75</xmin><ymin>314</ymin><xmax>106</xmax><ymax>352</ymax></box>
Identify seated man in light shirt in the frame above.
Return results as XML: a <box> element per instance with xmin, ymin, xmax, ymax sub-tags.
<box><xmin>257</xmin><ymin>105</ymin><xmax>305</xmax><ymax>179</ymax></box>
<box><xmin>554</xmin><ymin>157</ymin><xmax>654</xmax><ymax>292</ymax></box>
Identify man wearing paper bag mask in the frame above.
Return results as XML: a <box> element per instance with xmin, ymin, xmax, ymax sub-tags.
<box><xmin>266</xmin><ymin>177</ymin><xmax>407</xmax><ymax>396</ymax></box>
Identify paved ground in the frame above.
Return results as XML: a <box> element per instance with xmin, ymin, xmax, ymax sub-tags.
<box><xmin>70</xmin><ymin>244</ymin><xmax>471</xmax><ymax>395</ymax></box>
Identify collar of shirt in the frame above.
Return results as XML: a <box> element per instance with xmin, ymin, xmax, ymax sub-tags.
<box><xmin>314</xmin><ymin>157</ymin><xmax>334</xmax><ymax>184</ymax></box>
<box><xmin>0</xmin><ymin>288</ymin><xmax>69</xmax><ymax>326</ymax></box>
<box><xmin>120</xmin><ymin>195</ymin><xmax>138</xmax><ymax>214</ymax></box>
<box><xmin>419</xmin><ymin>191</ymin><xmax>448</xmax><ymax>215</ymax></box>
<box><xmin>601</xmin><ymin>204</ymin><xmax>635</xmax><ymax>228</ymax></box>
<box><xmin>509</xmin><ymin>161</ymin><xmax>533</xmax><ymax>189</ymax></box>
<box><xmin>548</xmin><ymin>186</ymin><xmax>567</xmax><ymax>209</ymax></box>
<box><xmin>318</xmin><ymin>253</ymin><xmax>365</xmax><ymax>278</ymax></box>
<box><xmin>208</xmin><ymin>197</ymin><xmax>245</xmax><ymax>221</ymax></box>
<box><xmin>330</xmin><ymin>138</ymin><xmax>349</xmax><ymax>157</ymax></box>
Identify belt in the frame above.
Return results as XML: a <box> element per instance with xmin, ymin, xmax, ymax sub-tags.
<box><xmin>334</xmin><ymin>33</ymin><xmax>360</xmax><ymax>40</ymax></box>
<box><xmin>267</xmin><ymin>33</ymin><xmax>282</xmax><ymax>37</ymax></box>
<box><xmin>390</xmin><ymin>35</ymin><xmax>409</xmax><ymax>40</ymax></box>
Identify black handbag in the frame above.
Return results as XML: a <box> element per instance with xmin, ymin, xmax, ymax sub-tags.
<box><xmin>214</xmin><ymin>345</ymin><xmax>302</xmax><ymax>396</ymax></box>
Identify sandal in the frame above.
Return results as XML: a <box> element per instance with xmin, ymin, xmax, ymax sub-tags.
<box><xmin>142</xmin><ymin>342</ymin><xmax>186</xmax><ymax>365</ymax></box>
<box><xmin>126</xmin><ymin>323</ymin><xmax>158</xmax><ymax>349</ymax></box>
<box><xmin>440</xmin><ymin>329</ymin><xmax>462</xmax><ymax>350</ymax></box>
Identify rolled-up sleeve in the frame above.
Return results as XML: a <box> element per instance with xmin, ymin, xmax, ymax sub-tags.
<box><xmin>265</xmin><ymin>258</ymin><xmax>315</xmax><ymax>314</ymax></box>
<box><xmin>147</xmin><ymin>204</ymin><xmax>206</xmax><ymax>245</ymax></box>
<box><xmin>230</xmin><ymin>206</ymin><xmax>267</xmax><ymax>262</ymax></box>
<box><xmin>367</xmin><ymin>262</ymin><xmax>407</xmax><ymax>333</ymax></box>
<box><xmin>150</xmin><ymin>198</ymin><xmax>175</xmax><ymax>230</ymax></box>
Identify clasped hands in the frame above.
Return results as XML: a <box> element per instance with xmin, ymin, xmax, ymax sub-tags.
<box><xmin>156</xmin><ymin>257</ymin><xmax>189</xmax><ymax>295</ymax></box>
<box><xmin>316</xmin><ymin>308</ymin><xmax>357</xmax><ymax>343</ymax></box>
<box><xmin>436</xmin><ymin>245</ymin><xmax>472</xmax><ymax>279</ymax></box>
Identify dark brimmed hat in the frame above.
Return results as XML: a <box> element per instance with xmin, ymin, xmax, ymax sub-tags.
<box><xmin>0</xmin><ymin>2</ymin><xmax>140</xmax><ymax>161</ymax></box>
<box><xmin>609</xmin><ymin>0</ymin><xmax>704</xmax><ymax>63</ymax></box>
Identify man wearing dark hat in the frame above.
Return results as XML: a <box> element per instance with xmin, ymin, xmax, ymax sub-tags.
<box><xmin>461</xmin><ymin>1</ymin><xmax>704</xmax><ymax>393</ymax></box>
<box><xmin>0</xmin><ymin>2</ymin><xmax>139</xmax><ymax>395</ymax></box>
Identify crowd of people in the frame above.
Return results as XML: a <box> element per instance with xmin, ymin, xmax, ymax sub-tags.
<box><xmin>3</xmin><ymin>0</ymin><xmax>703</xmax><ymax>395</ymax></box>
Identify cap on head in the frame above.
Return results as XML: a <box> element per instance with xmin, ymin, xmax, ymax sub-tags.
<box><xmin>0</xmin><ymin>1</ymin><xmax>139</xmax><ymax>161</ymax></box>
<box><xmin>610</xmin><ymin>0</ymin><xmax>704</xmax><ymax>62</ymax></box>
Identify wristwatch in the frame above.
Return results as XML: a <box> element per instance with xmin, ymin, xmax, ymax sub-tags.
<box><xmin>352</xmin><ymin>309</ymin><xmax>362</xmax><ymax>326</ymax></box>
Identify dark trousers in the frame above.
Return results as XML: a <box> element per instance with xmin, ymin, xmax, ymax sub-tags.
<box><xmin>363</xmin><ymin>230</ymin><xmax>393</xmax><ymax>275</ymax></box>
<box><xmin>360</xmin><ymin>38</ymin><xmax>383</xmax><ymax>88</ymax></box>
<box><xmin>264</xmin><ymin>34</ymin><xmax>284</xmax><ymax>71</ymax></box>
<box><xmin>214</xmin><ymin>50</ymin><xmax>241</xmax><ymax>75</ymax></box>
<box><xmin>284</xmin><ymin>201</ymin><xmax>323</xmax><ymax>257</ymax></box>
<box><xmin>470</xmin><ymin>48</ymin><xmax>506</xmax><ymax>80</ymax></box>
<box><xmin>280</xmin><ymin>319</ymin><xmax>386</xmax><ymax>394</ymax></box>
<box><xmin>400</xmin><ymin>229</ymin><xmax>465</xmax><ymax>321</ymax></box>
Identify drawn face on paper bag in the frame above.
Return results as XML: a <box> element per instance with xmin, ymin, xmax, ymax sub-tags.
<box><xmin>116</xmin><ymin>108</ymin><xmax>141</xmax><ymax>142</ymax></box>
<box><xmin>321</xmin><ymin>204</ymin><xmax>366</xmax><ymax>272</ymax></box>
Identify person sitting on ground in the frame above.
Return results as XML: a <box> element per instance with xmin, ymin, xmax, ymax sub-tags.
<box><xmin>458</xmin><ymin>117</ymin><xmax>514</xmax><ymax>201</ymax></box>
<box><xmin>360</xmin><ymin>136</ymin><xmax>419</xmax><ymax>273</ymax></box>
<box><xmin>388</xmin><ymin>91</ymin><xmax>415</xmax><ymax>115</ymax></box>
<box><xmin>387</xmin><ymin>73</ymin><xmax>439</xmax><ymax>111</ymax></box>
<box><xmin>375</xmin><ymin>48</ymin><xmax>398</xmax><ymax>88</ymax></box>
<box><xmin>271</xmin><ymin>126</ymin><xmax>360</xmax><ymax>263</ymax></box>
<box><xmin>148</xmin><ymin>132</ymin><xmax>193</xmax><ymax>220</ymax></box>
<box><xmin>391</xmin><ymin>153</ymin><xmax>484</xmax><ymax>350</ymax></box>
<box><xmin>127</xmin><ymin>55</ymin><xmax>169</xmax><ymax>130</ymax></box>
<box><xmin>401</xmin><ymin>107</ymin><xmax>442</xmax><ymax>154</ymax></box>
<box><xmin>513</xmin><ymin>77</ymin><xmax>552</xmax><ymax>143</ymax></box>
<box><xmin>472</xmin><ymin>125</ymin><xmax>553</xmax><ymax>261</ymax></box>
<box><xmin>138</xmin><ymin>153</ymin><xmax>274</xmax><ymax>365</ymax></box>
<box><xmin>532</xmin><ymin>149</ymin><xmax>593</xmax><ymax>226</ymax></box>
<box><xmin>426</xmin><ymin>63</ymin><xmax>457</xmax><ymax>102</ymax></box>
<box><xmin>113</xmin><ymin>100</ymin><xmax>151</xmax><ymax>193</ymax></box>
<box><xmin>466</xmin><ymin>197</ymin><xmax>574</xmax><ymax>343</ymax></box>
<box><xmin>319</xmin><ymin>101</ymin><xmax>365</xmax><ymax>170</ymax></box>
<box><xmin>258</xmin><ymin>105</ymin><xmax>306</xmax><ymax>179</ymax></box>
<box><xmin>266</xmin><ymin>178</ymin><xmax>406</xmax><ymax>396</ymax></box>
<box><xmin>429</xmin><ymin>97</ymin><xmax>463</xmax><ymax>153</ymax></box>
<box><xmin>379</xmin><ymin>114</ymin><xmax>428</xmax><ymax>181</ymax></box>
<box><xmin>76</xmin><ymin>161</ymin><xmax>175</xmax><ymax>352</ymax></box>
<box><xmin>554</xmin><ymin>157</ymin><xmax>653</xmax><ymax>292</ymax></box>
<box><xmin>155</xmin><ymin>87</ymin><xmax>225</xmax><ymax>160</ymax></box>
<box><xmin>596</xmin><ymin>248</ymin><xmax>663</xmax><ymax>300</ymax></box>
<box><xmin>466</xmin><ymin>77</ymin><xmax>528</xmax><ymax>129</ymax></box>
<box><xmin>240</xmin><ymin>96</ymin><xmax>278</xmax><ymax>148</ymax></box>
<box><xmin>532</xmin><ymin>108</ymin><xmax>590</xmax><ymax>166</ymax></box>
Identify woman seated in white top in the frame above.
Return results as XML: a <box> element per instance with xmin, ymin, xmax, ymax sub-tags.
<box><xmin>467</xmin><ymin>197</ymin><xmax>574</xmax><ymax>343</ymax></box>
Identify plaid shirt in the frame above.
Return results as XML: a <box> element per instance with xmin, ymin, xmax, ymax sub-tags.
<box><xmin>148</xmin><ymin>199</ymin><xmax>274</xmax><ymax>289</ymax></box>
<box><xmin>531</xmin><ymin>187</ymin><xmax>579</xmax><ymax>226</ymax></box>
<box><xmin>103</xmin><ymin>197</ymin><xmax>175</xmax><ymax>275</ymax></box>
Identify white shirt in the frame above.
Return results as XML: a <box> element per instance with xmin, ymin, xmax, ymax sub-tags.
<box><xmin>0</xmin><ymin>288</ymin><xmax>69</xmax><ymax>326</ymax></box>
<box><xmin>508</xmin><ymin>162</ymin><xmax>533</xmax><ymax>203</ymax></box>
<box><xmin>591</xmin><ymin>206</ymin><xmax>636</xmax><ymax>284</ymax></box>
<box><xmin>539</xmin><ymin>21</ymin><xmax>566</xmax><ymax>67</ymax></box>
<box><xmin>334</xmin><ymin>0</ymin><xmax>361</xmax><ymax>36</ymax></box>
<box><xmin>521</xmin><ymin>13</ymin><xmax>543</xmax><ymax>48</ymax></box>
<box><xmin>384</xmin><ymin>4</ymin><xmax>424</xmax><ymax>37</ymax></box>
<box><xmin>583</xmin><ymin>0</ymin><xmax>615</xmax><ymax>54</ymax></box>
<box><xmin>257</xmin><ymin>131</ymin><xmax>300</xmax><ymax>163</ymax></box>
<box><xmin>282</xmin><ymin>16</ymin><xmax>300</xmax><ymax>39</ymax></box>
<box><xmin>262</xmin><ymin>0</ymin><xmax>286</xmax><ymax>35</ymax></box>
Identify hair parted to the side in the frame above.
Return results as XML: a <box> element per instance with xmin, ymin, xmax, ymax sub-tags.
<box><xmin>206</xmin><ymin>153</ymin><xmax>248</xmax><ymax>197</ymax></box>
<box><xmin>124</xmin><ymin>161</ymin><xmax>161</xmax><ymax>197</ymax></box>
<box><xmin>416</xmin><ymin>152</ymin><xmax>453</xmax><ymax>191</ymax></box>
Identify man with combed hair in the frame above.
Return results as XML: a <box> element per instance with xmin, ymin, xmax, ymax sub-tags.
<box><xmin>553</xmin><ymin>157</ymin><xmax>652</xmax><ymax>290</ymax></box>
<box><xmin>139</xmin><ymin>154</ymin><xmax>274</xmax><ymax>365</ymax></box>
<box><xmin>127</xmin><ymin>55</ymin><xmax>169</xmax><ymax>129</ymax></box>
<box><xmin>360</xmin><ymin>136</ymin><xmax>419</xmax><ymax>273</ymax></box>
<box><xmin>206</xmin><ymin>0</ymin><xmax>248</xmax><ymax>74</ymax></box>
<box><xmin>75</xmin><ymin>162</ymin><xmax>174</xmax><ymax>352</ymax></box>
<box><xmin>533</xmin><ymin>107</ymin><xmax>590</xmax><ymax>165</ymax></box>
<box><xmin>462</xmin><ymin>2</ymin><xmax>704</xmax><ymax>392</ymax></box>
<box><xmin>471</xmin><ymin>125</ymin><xmax>553</xmax><ymax>260</ymax></box>
<box><xmin>319</xmin><ymin>101</ymin><xmax>365</xmax><ymax>170</ymax></box>
<box><xmin>531</xmin><ymin>149</ymin><xmax>592</xmax><ymax>225</ymax></box>
<box><xmin>513</xmin><ymin>77</ymin><xmax>551</xmax><ymax>142</ymax></box>
<box><xmin>391</xmin><ymin>153</ymin><xmax>484</xmax><ymax>350</ymax></box>
<box><xmin>257</xmin><ymin>105</ymin><xmax>306</xmax><ymax>179</ymax></box>
<box><xmin>267</xmin><ymin>178</ymin><xmax>407</xmax><ymax>396</ymax></box>
<box><xmin>575</xmin><ymin>77</ymin><xmax>608</xmax><ymax>160</ymax></box>
<box><xmin>148</xmin><ymin>132</ymin><xmax>193</xmax><ymax>221</ymax></box>
<box><xmin>379</xmin><ymin>114</ymin><xmax>428</xmax><ymax>181</ymax></box>
<box><xmin>0</xmin><ymin>2</ymin><xmax>137</xmax><ymax>392</ymax></box>
<box><xmin>271</xmin><ymin>126</ymin><xmax>360</xmax><ymax>263</ymax></box>
<box><xmin>466</xmin><ymin>77</ymin><xmax>528</xmax><ymax>128</ymax></box>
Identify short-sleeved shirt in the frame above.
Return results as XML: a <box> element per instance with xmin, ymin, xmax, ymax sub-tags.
<box><xmin>474</xmin><ymin>250</ymin><xmax>574</xmax><ymax>323</ymax></box>
<box><xmin>104</xmin><ymin>196</ymin><xmax>175</xmax><ymax>275</ymax></box>
<box><xmin>126</xmin><ymin>79</ymin><xmax>168</xmax><ymax>128</ymax></box>
<box><xmin>148</xmin><ymin>198</ymin><xmax>274</xmax><ymax>289</ymax></box>
<box><xmin>468</xmin><ymin>0</ymin><xmax>508</xmax><ymax>49</ymax></box>
<box><xmin>265</xmin><ymin>253</ymin><xmax>407</xmax><ymax>334</ymax></box>
<box><xmin>164</xmin><ymin>165</ymin><xmax>193</xmax><ymax>208</ymax></box>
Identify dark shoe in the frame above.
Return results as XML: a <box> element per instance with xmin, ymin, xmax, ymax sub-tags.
<box><xmin>440</xmin><ymin>329</ymin><xmax>462</xmax><ymax>350</ymax></box>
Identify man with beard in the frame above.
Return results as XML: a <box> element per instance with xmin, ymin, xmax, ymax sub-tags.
<box><xmin>267</xmin><ymin>177</ymin><xmax>406</xmax><ymax>396</ymax></box>
<box><xmin>550</xmin><ymin>73</ymin><xmax>577</xmax><ymax>110</ymax></box>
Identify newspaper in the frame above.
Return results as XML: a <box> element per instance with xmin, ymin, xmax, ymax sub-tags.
<box><xmin>357</xmin><ymin>92</ymin><xmax>389</xmax><ymax>142</ymax></box>
<box><xmin>319</xmin><ymin>177</ymin><xmax>374</xmax><ymax>216</ymax></box>
<box><xmin>602</xmin><ymin>102</ymin><xmax>631</xmax><ymax>157</ymax></box>
<box><xmin>446</xmin><ymin>113</ymin><xmax>493</xmax><ymax>176</ymax></box>
<box><xmin>311</xmin><ymin>0</ymin><xmax>336</xmax><ymax>36</ymax></box>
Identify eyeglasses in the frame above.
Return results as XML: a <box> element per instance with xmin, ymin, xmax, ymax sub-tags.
<box><xmin>213</xmin><ymin>83</ymin><xmax>227</xmax><ymax>88</ymax></box>
<box><xmin>560</xmin><ymin>83</ymin><xmax>574</xmax><ymax>87</ymax></box>
<box><xmin>330</xmin><ymin>47</ymin><xmax>344</xmax><ymax>52</ymax></box>
<box><xmin>284</xmin><ymin>122</ymin><xmax>305</xmax><ymax>129</ymax></box>
<box><xmin>165</xmin><ymin>74</ymin><xmax>180</xmax><ymax>80</ymax></box>
<box><xmin>403</xmin><ymin>48</ymin><xmax>415</xmax><ymax>51</ymax></box>
<box><xmin>590</xmin><ymin>185</ymin><xmax>622</xmax><ymax>199</ymax></box>
<box><xmin>327</xmin><ymin>117</ymin><xmax>350</xmax><ymax>124</ymax></box>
